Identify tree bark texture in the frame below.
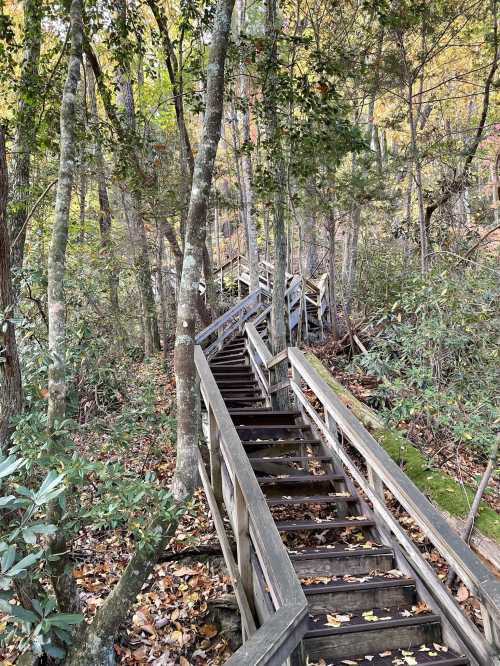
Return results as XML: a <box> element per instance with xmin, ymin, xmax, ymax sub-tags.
<box><xmin>85</xmin><ymin>60</ymin><xmax>120</xmax><ymax>316</ymax></box>
<box><xmin>46</xmin><ymin>0</ymin><xmax>84</xmax><ymax>614</ymax></box>
<box><xmin>264</xmin><ymin>0</ymin><xmax>288</xmax><ymax>409</ymax></box>
<box><xmin>237</xmin><ymin>0</ymin><xmax>259</xmax><ymax>292</ymax></box>
<box><xmin>117</xmin><ymin>64</ymin><xmax>160</xmax><ymax>356</ymax></box>
<box><xmin>65</xmin><ymin>518</ymin><xmax>178</xmax><ymax>666</ymax></box>
<box><xmin>0</xmin><ymin>130</ymin><xmax>23</xmax><ymax>449</ymax></box>
<box><xmin>173</xmin><ymin>0</ymin><xmax>235</xmax><ymax>500</ymax></box>
<box><xmin>9</xmin><ymin>0</ymin><xmax>42</xmax><ymax>279</ymax></box>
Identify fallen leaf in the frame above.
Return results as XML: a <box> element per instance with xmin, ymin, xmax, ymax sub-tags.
<box><xmin>199</xmin><ymin>623</ymin><xmax>218</xmax><ymax>638</ymax></box>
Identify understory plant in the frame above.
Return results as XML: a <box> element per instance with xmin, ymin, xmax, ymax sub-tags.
<box><xmin>352</xmin><ymin>260</ymin><xmax>499</xmax><ymax>458</ymax></box>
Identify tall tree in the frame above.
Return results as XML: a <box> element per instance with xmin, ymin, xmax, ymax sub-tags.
<box><xmin>85</xmin><ymin>59</ymin><xmax>120</xmax><ymax>319</ymax></box>
<box><xmin>9</xmin><ymin>0</ymin><xmax>42</xmax><ymax>280</ymax></box>
<box><xmin>264</xmin><ymin>0</ymin><xmax>288</xmax><ymax>408</ymax></box>
<box><xmin>0</xmin><ymin>129</ymin><xmax>23</xmax><ymax>448</ymax></box>
<box><xmin>237</xmin><ymin>0</ymin><xmax>260</xmax><ymax>292</ymax></box>
<box><xmin>46</xmin><ymin>0</ymin><xmax>84</xmax><ymax>612</ymax></box>
<box><xmin>117</xmin><ymin>47</ymin><xmax>161</xmax><ymax>356</ymax></box>
<box><xmin>173</xmin><ymin>0</ymin><xmax>236</xmax><ymax>499</ymax></box>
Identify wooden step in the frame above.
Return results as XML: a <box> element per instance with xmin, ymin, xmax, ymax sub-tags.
<box><xmin>237</xmin><ymin>424</ymin><xmax>310</xmax><ymax>433</ymax></box>
<box><xmin>290</xmin><ymin>545</ymin><xmax>394</xmax><ymax>576</ymax></box>
<box><xmin>250</xmin><ymin>455</ymin><xmax>333</xmax><ymax>465</ymax></box>
<box><xmin>216</xmin><ymin>379</ymin><xmax>258</xmax><ymax>385</ymax></box>
<box><xmin>265</xmin><ymin>494</ymin><xmax>357</xmax><ymax>506</ymax></box>
<box><xmin>224</xmin><ymin>396</ymin><xmax>265</xmax><ymax>407</ymax></box>
<box><xmin>275</xmin><ymin>517</ymin><xmax>375</xmax><ymax>532</ymax></box>
<box><xmin>258</xmin><ymin>473</ymin><xmax>343</xmax><ymax>486</ymax></box>
<box><xmin>220</xmin><ymin>388</ymin><xmax>262</xmax><ymax>394</ymax></box>
<box><xmin>210</xmin><ymin>359</ymin><xmax>247</xmax><ymax>367</ymax></box>
<box><xmin>305</xmin><ymin>608</ymin><xmax>442</xmax><ymax>661</ymax></box>
<box><xmin>302</xmin><ymin>574</ymin><xmax>417</xmax><ymax>613</ymax></box>
<box><xmin>228</xmin><ymin>408</ymin><xmax>276</xmax><ymax>414</ymax></box>
<box><xmin>326</xmin><ymin>647</ymin><xmax>468</xmax><ymax>666</ymax></box>
<box><xmin>211</xmin><ymin>365</ymin><xmax>253</xmax><ymax>374</ymax></box>
<box><xmin>242</xmin><ymin>439</ymin><xmax>322</xmax><ymax>447</ymax></box>
<box><xmin>231</xmin><ymin>412</ymin><xmax>301</xmax><ymax>426</ymax></box>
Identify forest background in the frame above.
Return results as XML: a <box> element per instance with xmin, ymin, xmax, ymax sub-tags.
<box><xmin>0</xmin><ymin>0</ymin><xmax>498</xmax><ymax>663</ymax></box>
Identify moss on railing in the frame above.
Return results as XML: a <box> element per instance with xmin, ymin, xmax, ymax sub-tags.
<box><xmin>305</xmin><ymin>352</ymin><xmax>500</xmax><ymax>543</ymax></box>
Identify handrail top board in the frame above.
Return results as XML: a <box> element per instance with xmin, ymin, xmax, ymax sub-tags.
<box><xmin>245</xmin><ymin>322</ymin><xmax>273</xmax><ymax>364</ymax></box>
<box><xmin>195</xmin><ymin>289</ymin><xmax>261</xmax><ymax>344</ymax></box>
<box><xmin>194</xmin><ymin>345</ymin><xmax>306</xmax><ymax>609</ymax></box>
<box><xmin>288</xmin><ymin>346</ymin><xmax>500</xmax><ymax>621</ymax></box>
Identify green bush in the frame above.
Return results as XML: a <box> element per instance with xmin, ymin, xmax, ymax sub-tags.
<box><xmin>352</xmin><ymin>261</ymin><xmax>498</xmax><ymax>455</ymax></box>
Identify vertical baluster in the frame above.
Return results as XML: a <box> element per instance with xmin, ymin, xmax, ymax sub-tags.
<box><xmin>208</xmin><ymin>406</ymin><xmax>222</xmax><ymax>508</ymax></box>
<box><xmin>324</xmin><ymin>407</ymin><xmax>347</xmax><ymax>518</ymax></box>
<box><xmin>234</xmin><ymin>479</ymin><xmax>254</xmax><ymax>638</ymax></box>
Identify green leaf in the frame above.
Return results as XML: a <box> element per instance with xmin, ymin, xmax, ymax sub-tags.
<box><xmin>46</xmin><ymin>612</ymin><xmax>84</xmax><ymax>627</ymax></box>
<box><xmin>0</xmin><ymin>495</ymin><xmax>16</xmax><ymax>508</ymax></box>
<box><xmin>9</xmin><ymin>604</ymin><xmax>38</xmax><ymax>623</ymax></box>
<box><xmin>0</xmin><ymin>456</ymin><xmax>24</xmax><ymax>479</ymax></box>
<box><xmin>8</xmin><ymin>550</ymin><xmax>42</xmax><ymax>577</ymax></box>
<box><xmin>1</xmin><ymin>545</ymin><xmax>16</xmax><ymax>572</ymax></box>
<box><xmin>45</xmin><ymin>644</ymin><xmax>66</xmax><ymax>658</ymax></box>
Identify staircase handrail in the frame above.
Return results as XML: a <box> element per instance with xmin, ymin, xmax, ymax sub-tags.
<box><xmin>288</xmin><ymin>347</ymin><xmax>500</xmax><ymax>665</ymax></box>
<box><xmin>195</xmin><ymin>289</ymin><xmax>262</xmax><ymax>346</ymax></box>
<box><xmin>194</xmin><ymin>346</ymin><xmax>308</xmax><ymax>665</ymax></box>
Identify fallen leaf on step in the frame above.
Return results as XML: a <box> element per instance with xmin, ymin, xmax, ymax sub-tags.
<box><xmin>456</xmin><ymin>583</ymin><xmax>469</xmax><ymax>602</ymax></box>
<box><xmin>403</xmin><ymin>657</ymin><xmax>417</xmax><ymax>665</ymax></box>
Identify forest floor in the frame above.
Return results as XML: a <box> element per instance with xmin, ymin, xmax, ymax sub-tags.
<box><xmin>38</xmin><ymin>358</ymin><xmax>234</xmax><ymax>666</ymax></box>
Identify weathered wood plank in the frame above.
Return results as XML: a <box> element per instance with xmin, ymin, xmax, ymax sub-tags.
<box><xmin>288</xmin><ymin>359</ymin><xmax>498</xmax><ymax>665</ymax></box>
<box><xmin>288</xmin><ymin>347</ymin><xmax>500</xmax><ymax>621</ymax></box>
<box><xmin>195</xmin><ymin>346</ymin><xmax>306</xmax><ymax>610</ymax></box>
<box><xmin>224</xmin><ymin>605</ymin><xmax>308</xmax><ymax>666</ymax></box>
<box><xmin>197</xmin><ymin>450</ymin><xmax>256</xmax><ymax>637</ymax></box>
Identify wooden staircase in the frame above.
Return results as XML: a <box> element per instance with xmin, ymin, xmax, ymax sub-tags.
<box><xmin>208</xmin><ymin>334</ymin><xmax>471</xmax><ymax>666</ymax></box>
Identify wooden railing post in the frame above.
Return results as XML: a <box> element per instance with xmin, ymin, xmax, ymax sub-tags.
<box><xmin>208</xmin><ymin>406</ymin><xmax>223</xmax><ymax>508</ymax></box>
<box><xmin>235</xmin><ymin>480</ymin><xmax>254</xmax><ymax>638</ymax></box>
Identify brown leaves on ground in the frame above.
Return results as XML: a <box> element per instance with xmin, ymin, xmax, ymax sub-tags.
<box><xmin>72</xmin><ymin>357</ymin><xmax>234</xmax><ymax>665</ymax></box>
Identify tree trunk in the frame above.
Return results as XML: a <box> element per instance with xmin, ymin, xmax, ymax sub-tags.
<box><xmin>65</xmin><ymin>518</ymin><xmax>178</xmax><ymax>666</ymax></box>
<box><xmin>0</xmin><ymin>130</ymin><xmax>23</xmax><ymax>449</ymax></box>
<box><xmin>264</xmin><ymin>0</ymin><xmax>288</xmax><ymax>409</ymax></box>
<box><xmin>173</xmin><ymin>0</ymin><xmax>235</xmax><ymax>500</ymax></box>
<box><xmin>117</xmin><ymin>64</ymin><xmax>160</xmax><ymax>356</ymax></box>
<box><xmin>300</xmin><ymin>205</ymin><xmax>317</xmax><ymax>278</ymax></box>
<box><xmin>9</xmin><ymin>0</ymin><xmax>42</xmax><ymax>280</ymax></box>
<box><xmin>342</xmin><ymin>205</ymin><xmax>360</xmax><ymax>316</ymax></box>
<box><xmin>326</xmin><ymin>214</ymin><xmax>340</xmax><ymax>340</ymax></box>
<box><xmin>85</xmin><ymin>60</ymin><xmax>120</xmax><ymax>317</ymax></box>
<box><xmin>156</xmin><ymin>221</ymin><xmax>169</xmax><ymax>364</ymax></box>
<box><xmin>46</xmin><ymin>0</ymin><xmax>84</xmax><ymax>614</ymax></box>
<box><xmin>237</xmin><ymin>0</ymin><xmax>259</xmax><ymax>292</ymax></box>
<box><xmin>407</xmin><ymin>78</ymin><xmax>428</xmax><ymax>273</ymax></box>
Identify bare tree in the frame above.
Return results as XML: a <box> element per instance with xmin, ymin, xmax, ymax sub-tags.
<box><xmin>264</xmin><ymin>0</ymin><xmax>289</xmax><ymax>409</ymax></box>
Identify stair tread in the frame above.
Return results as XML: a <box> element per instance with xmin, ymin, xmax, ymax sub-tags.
<box><xmin>266</xmin><ymin>494</ymin><xmax>357</xmax><ymax>506</ymax></box>
<box><xmin>229</xmin><ymin>409</ymin><xmax>300</xmax><ymax>416</ymax></box>
<box><xmin>250</xmin><ymin>455</ymin><xmax>333</xmax><ymax>463</ymax></box>
<box><xmin>320</xmin><ymin>647</ymin><xmax>467</xmax><ymax>666</ymax></box>
<box><xmin>258</xmin><ymin>473</ymin><xmax>343</xmax><ymax>485</ymax></box>
<box><xmin>306</xmin><ymin>606</ymin><xmax>440</xmax><ymax>637</ymax></box>
<box><xmin>276</xmin><ymin>517</ymin><xmax>375</xmax><ymax>531</ymax></box>
<box><xmin>243</xmin><ymin>439</ymin><xmax>321</xmax><ymax>446</ymax></box>
<box><xmin>302</xmin><ymin>573</ymin><xmax>415</xmax><ymax>593</ymax></box>
<box><xmin>289</xmin><ymin>544</ymin><xmax>393</xmax><ymax>559</ymax></box>
<box><xmin>237</xmin><ymin>424</ymin><xmax>309</xmax><ymax>430</ymax></box>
